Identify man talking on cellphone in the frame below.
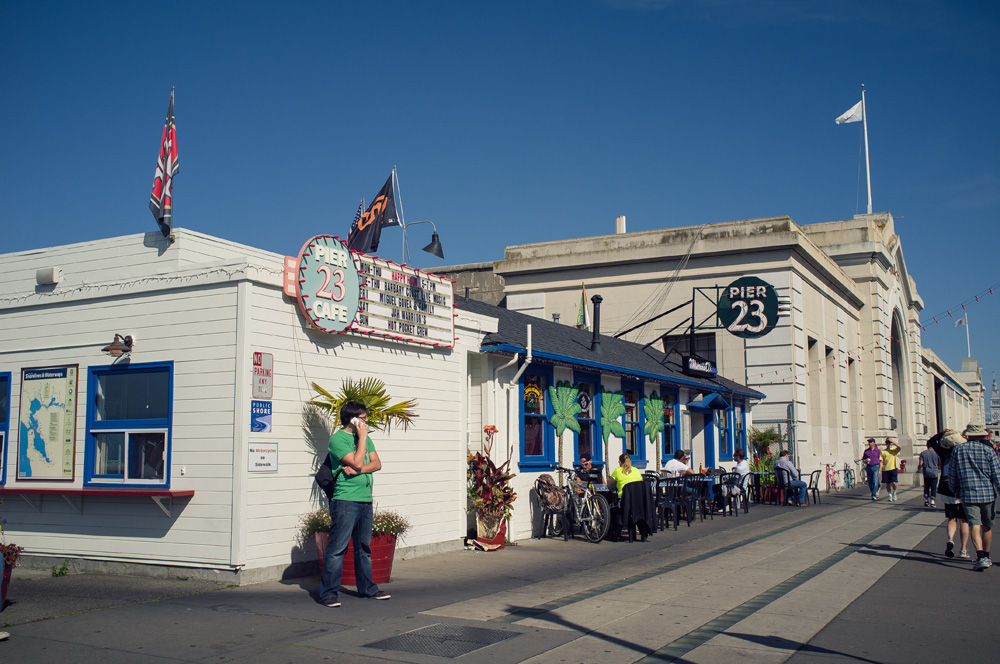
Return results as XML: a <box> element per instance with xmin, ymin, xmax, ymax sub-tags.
<box><xmin>319</xmin><ymin>401</ymin><xmax>391</xmax><ymax>607</ymax></box>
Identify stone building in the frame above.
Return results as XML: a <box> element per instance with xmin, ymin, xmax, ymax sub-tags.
<box><xmin>441</xmin><ymin>213</ymin><xmax>976</xmax><ymax>474</ymax></box>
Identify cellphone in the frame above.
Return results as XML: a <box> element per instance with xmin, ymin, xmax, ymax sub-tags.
<box><xmin>350</xmin><ymin>417</ymin><xmax>361</xmax><ymax>427</ymax></box>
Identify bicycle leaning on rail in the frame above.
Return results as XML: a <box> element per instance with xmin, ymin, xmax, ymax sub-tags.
<box><xmin>549</xmin><ymin>466</ymin><xmax>611</xmax><ymax>543</ymax></box>
<box><xmin>823</xmin><ymin>463</ymin><xmax>840</xmax><ymax>493</ymax></box>
<box><xmin>843</xmin><ymin>461</ymin><xmax>856</xmax><ymax>489</ymax></box>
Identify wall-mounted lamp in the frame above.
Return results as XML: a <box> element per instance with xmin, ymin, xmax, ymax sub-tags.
<box><xmin>102</xmin><ymin>334</ymin><xmax>134</xmax><ymax>358</ymax></box>
<box><xmin>400</xmin><ymin>219</ymin><xmax>445</xmax><ymax>264</ymax></box>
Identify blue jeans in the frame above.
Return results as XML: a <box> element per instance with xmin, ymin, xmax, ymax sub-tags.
<box><xmin>319</xmin><ymin>499</ymin><xmax>379</xmax><ymax>601</ymax></box>
<box><xmin>923</xmin><ymin>475</ymin><xmax>939</xmax><ymax>500</ymax></box>
<box><xmin>866</xmin><ymin>465</ymin><xmax>880</xmax><ymax>499</ymax></box>
<box><xmin>787</xmin><ymin>480</ymin><xmax>807</xmax><ymax>504</ymax></box>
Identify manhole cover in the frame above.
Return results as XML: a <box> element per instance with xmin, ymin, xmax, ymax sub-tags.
<box><xmin>365</xmin><ymin>623</ymin><xmax>519</xmax><ymax>658</ymax></box>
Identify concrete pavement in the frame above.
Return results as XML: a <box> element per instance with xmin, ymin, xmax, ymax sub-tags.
<box><xmin>1</xmin><ymin>486</ymin><xmax>996</xmax><ymax>663</ymax></box>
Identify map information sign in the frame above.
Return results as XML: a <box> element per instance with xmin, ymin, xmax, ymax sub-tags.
<box><xmin>18</xmin><ymin>365</ymin><xmax>78</xmax><ymax>479</ymax></box>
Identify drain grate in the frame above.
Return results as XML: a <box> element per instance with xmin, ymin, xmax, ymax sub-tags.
<box><xmin>365</xmin><ymin>623</ymin><xmax>519</xmax><ymax>658</ymax></box>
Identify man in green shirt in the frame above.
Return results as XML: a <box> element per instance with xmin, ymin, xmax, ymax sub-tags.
<box><xmin>319</xmin><ymin>401</ymin><xmax>391</xmax><ymax>607</ymax></box>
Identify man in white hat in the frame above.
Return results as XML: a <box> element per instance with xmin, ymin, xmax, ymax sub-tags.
<box><xmin>949</xmin><ymin>424</ymin><xmax>1000</xmax><ymax>571</ymax></box>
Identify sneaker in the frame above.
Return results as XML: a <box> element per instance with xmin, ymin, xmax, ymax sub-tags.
<box><xmin>321</xmin><ymin>596</ymin><xmax>341</xmax><ymax>607</ymax></box>
<box><xmin>368</xmin><ymin>590</ymin><xmax>392</xmax><ymax>600</ymax></box>
<box><xmin>960</xmin><ymin>549</ymin><xmax>971</xmax><ymax>559</ymax></box>
<box><xmin>946</xmin><ymin>540</ymin><xmax>955</xmax><ymax>558</ymax></box>
<box><xmin>973</xmin><ymin>557</ymin><xmax>990</xmax><ymax>571</ymax></box>
<box><xmin>931</xmin><ymin>500</ymin><xmax>936</xmax><ymax>507</ymax></box>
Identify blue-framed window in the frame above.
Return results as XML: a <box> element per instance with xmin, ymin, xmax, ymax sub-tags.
<box><xmin>621</xmin><ymin>382</ymin><xmax>646</xmax><ymax>466</ymax></box>
<box><xmin>716</xmin><ymin>405</ymin><xmax>733</xmax><ymax>462</ymax></box>
<box><xmin>0</xmin><ymin>373</ymin><xmax>9</xmax><ymax>484</ymax></box>
<box><xmin>659</xmin><ymin>387</ymin><xmax>679</xmax><ymax>463</ymax></box>
<box><xmin>85</xmin><ymin>362</ymin><xmax>173</xmax><ymax>486</ymax></box>
<box><xmin>519</xmin><ymin>366</ymin><xmax>554</xmax><ymax>469</ymax></box>
<box><xmin>733</xmin><ymin>402</ymin><xmax>747</xmax><ymax>455</ymax></box>
<box><xmin>573</xmin><ymin>372</ymin><xmax>601</xmax><ymax>464</ymax></box>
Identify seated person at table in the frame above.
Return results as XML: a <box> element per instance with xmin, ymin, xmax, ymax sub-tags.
<box><xmin>607</xmin><ymin>453</ymin><xmax>643</xmax><ymax>498</ymax></box>
<box><xmin>775</xmin><ymin>450</ymin><xmax>808</xmax><ymax>506</ymax></box>
<box><xmin>664</xmin><ymin>450</ymin><xmax>699</xmax><ymax>478</ymax></box>
<box><xmin>573</xmin><ymin>453</ymin><xmax>603</xmax><ymax>496</ymax></box>
<box><xmin>734</xmin><ymin>449</ymin><xmax>750</xmax><ymax>488</ymax></box>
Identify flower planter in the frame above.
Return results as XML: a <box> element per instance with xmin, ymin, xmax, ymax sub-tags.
<box><xmin>475</xmin><ymin>513</ymin><xmax>506</xmax><ymax>550</ymax></box>
<box><xmin>1</xmin><ymin>564</ymin><xmax>11</xmax><ymax>610</ymax></box>
<box><xmin>314</xmin><ymin>532</ymin><xmax>397</xmax><ymax>584</ymax></box>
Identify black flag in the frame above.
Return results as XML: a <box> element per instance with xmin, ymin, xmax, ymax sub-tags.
<box><xmin>347</xmin><ymin>174</ymin><xmax>399</xmax><ymax>254</ymax></box>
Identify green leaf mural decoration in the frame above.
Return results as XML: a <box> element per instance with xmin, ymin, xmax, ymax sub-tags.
<box><xmin>548</xmin><ymin>381</ymin><xmax>582</xmax><ymax>436</ymax></box>
<box><xmin>644</xmin><ymin>391</ymin><xmax>665</xmax><ymax>443</ymax></box>
<box><xmin>600</xmin><ymin>388</ymin><xmax>626</xmax><ymax>444</ymax></box>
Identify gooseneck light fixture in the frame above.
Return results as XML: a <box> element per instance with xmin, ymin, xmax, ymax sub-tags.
<box><xmin>400</xmin><ymin>219</ymin><xmax>445</xmax><ymax>264</ymax></box>
<box><xmin>101</xmin><ymin>334</ymin><xmax>134</xmax><ymax>358</ymax></box>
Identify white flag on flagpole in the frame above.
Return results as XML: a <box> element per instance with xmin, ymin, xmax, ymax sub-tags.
<box><xmin>955</xmin><ymin>317</ymin><xmax>966</xmax><ymax>327</ymax></box>
<box><xmin>835</xmin><ymin>100</ymin><xmax>864</xmax><ymax>124</ymax></box>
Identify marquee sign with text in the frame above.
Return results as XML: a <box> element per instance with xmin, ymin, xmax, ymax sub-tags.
<box><xmin>285</xmin><ymin>238</ymin><xmax>454</xmax><ymax>348</ymax></box>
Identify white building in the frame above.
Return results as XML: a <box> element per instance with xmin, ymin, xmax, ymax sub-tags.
<box><xmin>443</xmin><ymin>212</ymin><xmax>978</xmax><ymax>476</ymax></box>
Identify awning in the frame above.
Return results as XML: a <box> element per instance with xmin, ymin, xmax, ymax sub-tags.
<box><xmin>686</xmin><ymin>393</ymin><xmax>730</xmax><ymax>411</ymax></box>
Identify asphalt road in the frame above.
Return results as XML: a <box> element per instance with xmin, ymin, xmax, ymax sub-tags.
<box><xmin>1</xmin><ymin>486</ymin><xmax>995</xmax><ymax>663</ymax></box>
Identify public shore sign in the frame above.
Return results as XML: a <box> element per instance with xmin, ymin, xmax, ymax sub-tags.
<box><xmin>285</xmin><ymin>236</ymin><xmax>455</xmax><ymax>348</ymax></box>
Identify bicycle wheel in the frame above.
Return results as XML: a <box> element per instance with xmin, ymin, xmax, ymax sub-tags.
<box><xmin>832</xmin><ymin>472</ymin><xmax>840</xmax><ymax>493</ymax></box>
<box><xmin>583</xmin><ymin>494</ymin><xmax>610</xmax><ymax>543</ymax></box>
<box><xmin>548</xmin><ymin>512</ymin><xmax>566</xmax><ymax>538</ymax></box>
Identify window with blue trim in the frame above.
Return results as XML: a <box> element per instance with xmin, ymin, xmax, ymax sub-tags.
<box><xmin>86</xmin><ymin>362</ymin><xmax>172</xmax><ymax>486</ymax></box>
<box><xmin>660</xmin><ymin>387</ymin><xmax>679</xmax><ymax>462</ymax></box>
<box><xmin>520</xmin><ymin>367</ymin><xmax>554</xmax><ymax>468</ymax></box>
<box><xmin>733</xmin><ymin>402</ymin><xmax>746</xmax><ymax>455</ymax></box>
<box><xmin>716</xmin><ymin>406</ymin><xmax>733</xmax><ymax>461</ymax></box>
<box><xmin>621</xmin><ymin>383</ymin><xmax>645</xmax><ymax>463</ymax></box>
<box><xmin>573</xmin><ymin>374</ymin><xmax>600</xmax><ymax>464</ymax></box>
<box><xmin>0</xmin><ymin>373</ymin><xmax>9</xmax><ymax>484</ymax></box>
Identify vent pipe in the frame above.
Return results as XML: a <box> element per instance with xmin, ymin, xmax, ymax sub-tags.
<box><xmin>615</xmin><ymin>215</ymin><xmax>626</xmax><ymax>234</ymax></box>
<box><xmin>552</xmin><ymin>313</ymin><xmax>560</xmax><ymax>324</ymax></box>
<box><xmin>590</xmin><ymin>294</ymin><xmax>603</xmax><ymax>354</ymax></box>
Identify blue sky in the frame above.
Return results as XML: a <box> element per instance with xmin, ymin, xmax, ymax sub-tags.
<box><xmin>2</xmin><ymin>1</ymin><xmax>999</xmax><ymax>398</ymax></box>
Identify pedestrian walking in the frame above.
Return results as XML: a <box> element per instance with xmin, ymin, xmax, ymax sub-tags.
<box><xmin>949</xmin><ymin>424</ymin><xmax>1000</xmax><ymax>571</ymax></box>
<box><xmin>862</xmin><ymin>438</ymin><xmax>882</xmax><ymax>500</ymax></box>
<box><xmin>880</xmin><ymin>438</ymin><xmax>902</xmax><ymax>501</ymax></box>
<box><xmin>930</xmin><ymin>429</ymin><xmax>971</xmax><ymax>560</ymax></box>
<box><xmin>917</xmin><ymin>440</ymin><xmax>941</xmax><ymax>507</ymax></box>
<box><xmin>318</xmin><ymin>401</ymin><xmax>392</xmax><ymax>607</ymax></box>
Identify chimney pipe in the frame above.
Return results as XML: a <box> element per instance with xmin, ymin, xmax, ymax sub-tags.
<box><xmin>590</xmin><ymin>294</ymin><xmax>603</xmax><ymax>353</ymax></box>
<box><xmin>552</xmin><ymin>313</ymin><xmax>560</xmax><ymax>324</ymax></box>
<box><xmin>615</xmin><ymin>215</ymin><xmax>626</xmax><ymax>234</ymax></box>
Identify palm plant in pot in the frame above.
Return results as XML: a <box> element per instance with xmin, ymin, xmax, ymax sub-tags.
<box><xmin>301</xmin><ymin>507</ymin><xmax>410</xmax><ymax>584</ymax></box>
<box><xmin>467</xmin><ymin>425</ymin><xmax>516</xmax><ymax>549</ymax></box>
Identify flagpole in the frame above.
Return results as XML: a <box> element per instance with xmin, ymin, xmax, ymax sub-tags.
<box><xmin>393</xmin><ymin>165</ymin><xmax>409</xmax><ymax>264</ymax></box>
<box><xmin>965</xmin><ymin>313</ymin><xmax>971</xmax><ymax>358</ymax></box>
<box><xmin>861</xmin><ymin>84</ymin><xmax>872</xmax><ymax>214</ymax></box>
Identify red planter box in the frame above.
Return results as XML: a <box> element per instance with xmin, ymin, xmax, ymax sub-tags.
<box><xmin>314</xmin><ymin>532</ymin><xmax>397</xmax><ymax>584</ymax></box>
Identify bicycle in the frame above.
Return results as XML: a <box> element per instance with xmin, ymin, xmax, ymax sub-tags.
<box><xmin>843</xmin><ymin>462</ymin><xmax>856</xmax><ymax>489</ymax></box>
<box><xmin>824</xmin><ymin>463</ymin><xmax>840</xmax><ymax>493</ymax></box>
<box><xmin>549</xmin><ymin>466</ymin><xmax>611</xmax><ymax>543</ymax></box>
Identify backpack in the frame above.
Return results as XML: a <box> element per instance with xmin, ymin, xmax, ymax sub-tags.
<box><xmin>315</xmin><ymin>454</ymin><xmax>341</xmax><ymax>500</ymax></box>
<box><xmin>536</xmin><ymin>473</ymin><xmax>566</xmax><ymax>512</ymax></box>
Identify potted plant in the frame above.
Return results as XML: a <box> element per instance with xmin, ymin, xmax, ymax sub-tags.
<box><xmin>467</xmin><ymin>425</ymin><xmax>516</xmax><ymax>549</ymax></box>
<box><xmin>301</xmin><ymin>507</ymin><xmax>410</xmax><ymax>584</ymax></box>
<box><xmin>1</xmin><ymin>507</ymin><xmax>24</xmax><ymax>610</ymax></box>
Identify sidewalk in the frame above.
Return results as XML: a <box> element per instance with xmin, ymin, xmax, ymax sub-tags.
<box><xmin>1</xmin><ymin>488</ymin><xmax>995</xmax><ymax>663</ymax></box>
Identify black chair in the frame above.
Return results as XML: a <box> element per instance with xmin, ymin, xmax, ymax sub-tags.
<box><xmin>661</xmin><ymin>478</ymin><xmax>688</xmax><ymax>529</ymax></box>
<box><xmin>718</xmin><ymin>472</ymin><xmax>743</xmax><ymax>516</ymax></box>
<box><xmin>774</xmin><ymin>467</ymin><xmax>794</xmax><ymax>506</ymax></box>
<box><xmin>807</xmin><ymin>469</ymin><xmax>822</xmax><ymax>505</ymax></box>
<box><xmin>642</xmin><ymin>471</ymin><xmax>664</xmax><ymax>532</ymax></box>
<box><xmin>620</xmin><ymin>480</ymin><xmax>654</xmax><ymax>542</ymax></box>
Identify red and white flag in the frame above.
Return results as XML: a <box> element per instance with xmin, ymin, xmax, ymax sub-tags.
<box><xmin>150</xmin><ymin>88</ymin><xmax>180</xmax><ymax>237</ymax></box>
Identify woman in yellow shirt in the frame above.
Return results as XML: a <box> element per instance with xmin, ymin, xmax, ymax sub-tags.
<box><xmin>607</xmin><ymin>453</ymin><xmax>643</xmax><ymax>498</ymax></box>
